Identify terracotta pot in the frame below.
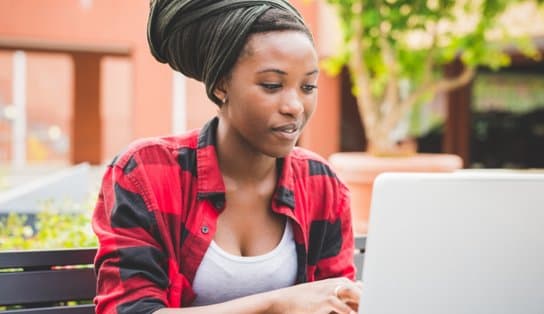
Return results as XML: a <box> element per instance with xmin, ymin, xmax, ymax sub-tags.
<box><xmin>329</xmin><ymin>152</ymin><xmax>463</xmax><ymax>235</ymax></box>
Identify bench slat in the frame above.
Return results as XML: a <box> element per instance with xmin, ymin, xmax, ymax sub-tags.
<box><xmin>0</xmin><ymin>268</ymin><xmax>96</xmax><ymax>306</ymax></box>
<box><xmin>0</xmin><ymin>248</ymin><xmax>97</xmax><ymax>269</ymax></box>
<box><xmin>0</xmin><ymin>239</ymin><xmax>366</xmax><ymax>313</ymax></box>
<box><xmin>354</xmin><ymin>253</ymin><xmax>365</xmax><ymax>280</ymax></box>
<box><xmin>354</xmin><ymin>236</ymin><xmax>366</xmax><ymax>251</ymax></box>
<box><xmin>354</xmin><ymin>235</ymin><xmax>366</xmax><ymax>280</ymax></box>
<box><xmin>0</xmin><ymin>303</ymin><xmax>95</xmax><ymax>314</ymax></box>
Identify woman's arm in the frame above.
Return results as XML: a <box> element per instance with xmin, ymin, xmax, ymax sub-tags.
<box><xmin>93</xmin><ymin>150</ymin><xmax>182</xmax><ymax>313</ymax></box>
<box><xmin>154</xmin><ymin>291</ymin><xmax>275</xmax><ymax>314</ymax></box>
<box><xmin>95</xmin><ymin>150</ymin><xmax>361</xmax><ymax>314</ymax></box>
<box><xmin>315</xmin><ymin>185</ymin><xmax>357</xmax><ymax>281</ymax></box>
<box><xmin>155</xmin><ymin>278</ymin><xmax>361</xmax><ymax>314</ymax></box>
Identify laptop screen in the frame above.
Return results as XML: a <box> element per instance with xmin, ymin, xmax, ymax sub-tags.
<box><xmin>358</xmin><ymin>171</ymin><xmax>544</xmax><ymax>314</ymax></box>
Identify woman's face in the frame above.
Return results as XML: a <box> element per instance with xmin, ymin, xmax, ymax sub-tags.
<box><xmin>218</xmin><ymin>30</ymin><xmax>318</xmax><ymax>158</ymax></box>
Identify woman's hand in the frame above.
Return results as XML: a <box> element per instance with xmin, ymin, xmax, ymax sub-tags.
<box><xmin>270</xmin><ymin>278</ymin><xmax>363</xmax><ymax>314</ymax></box>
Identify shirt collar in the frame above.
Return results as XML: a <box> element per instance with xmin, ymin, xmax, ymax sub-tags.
<box><xmin>196</xmin><ymin>117</ymin><xmax>225</xmax><ymax>201</ymax></box>
<box><xmin>274</xmin><ymin>156</ymin><xmax>296</xmax><ymax>210</ymax></box>
<box><xmin>196</xmin><ymin>117</ymin><xmax>296</xmax><ymax>211</ymax></box>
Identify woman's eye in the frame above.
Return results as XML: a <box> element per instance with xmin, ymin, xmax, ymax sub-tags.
<box><xmin>302</xmin><ymin>84</ymin><xmax>318</xmax><ymax>93</ymax></box>
<box><xmin>260</xmin><ymin>83</ymin><xmax>282</xmax><ymax>91</ymax></box>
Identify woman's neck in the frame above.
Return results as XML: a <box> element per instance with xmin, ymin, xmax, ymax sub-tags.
<box><xmin>216</xmin><ymin>119</ymin><xmax>277</xmax><ymax>184</ymax></box>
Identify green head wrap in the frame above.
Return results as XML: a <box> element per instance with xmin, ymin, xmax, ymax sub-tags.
<box><xmin>147</xmin><ymin>0</ymin><xmax>308</xmax><ymax>105</ymax></box>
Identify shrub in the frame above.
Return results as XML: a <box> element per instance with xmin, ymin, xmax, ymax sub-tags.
<box><xmin>0</xmin><ymin>196</ymin><xmax>98</xmax><ymax>250</ymax></box>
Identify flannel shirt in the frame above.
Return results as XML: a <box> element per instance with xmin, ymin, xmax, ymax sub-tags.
<box><xmin>92</xmin><ymin>117</ymin><xmax>355</xmax><ymax>314</ymax></box>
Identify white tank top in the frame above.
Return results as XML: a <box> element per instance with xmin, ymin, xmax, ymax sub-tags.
<box><xmin>191</xmin><ymin>220</ymin><xmax>298</xmax><ymax>306</ymax></box>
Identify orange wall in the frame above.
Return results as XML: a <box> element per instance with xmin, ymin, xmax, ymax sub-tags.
<box><xmin>0</xmin><ymin>51</ymin><xmax>12</xmax><ymax>161</ymax></box>
<box><xmin>0</xmin><ymin>52</ymin><xmax>12</xmax><ymax>103</ymax></box>
<box><xmin>0</xmin><ymin>0</ymin><xmax>341</xmax><ymax>162</ymax></box>
<box><xmin>293</xmin><ymin>0</ymin><xmax>341</xmax><ymax>158</ymax></box>
<box><xmin>0</xmin><ymin>0</ymin><xmax>171</xmax><ymax>162</ymax></box>
<box><xmin>301</xmin><ymin>70</ymin><xmax>340</xmax><ymax>157</ymax></box>
<box><xmin>101</xmin><ymin>57</ymin><xmax>133</xmax><ymax>160</ymax></box>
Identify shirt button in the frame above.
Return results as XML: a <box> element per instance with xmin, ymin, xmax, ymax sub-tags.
<box><xmin>201</xmin><ymin>226</ymin><xmax>209</xmax><ymax>234</ymax></box>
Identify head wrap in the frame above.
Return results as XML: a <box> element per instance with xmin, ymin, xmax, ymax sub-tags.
<box><xmin>147</xmin><ymin>0</ymin><xmax>308</xmax><ymax>105</ymax></box>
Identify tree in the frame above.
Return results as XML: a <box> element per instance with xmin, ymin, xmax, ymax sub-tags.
<box><xmin>324</xmin><ymin>0</ymin><xmax>544</xmax><ymax>155</ymax></box>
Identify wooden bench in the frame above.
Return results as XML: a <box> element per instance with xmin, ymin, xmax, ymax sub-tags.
<box><xmin>0</xmin><ymin>248</ymin><xmax>97</xmax><ymax>314</ymax></box>
<box><xmin>354</xmin><ymin>235</ymin><xmax>366</xmax><ymax>280</ymax></box>
<box><xmin>0</xmin><ymin>236</ymin><xmax>366</xmax><ymax>313</ymax></box>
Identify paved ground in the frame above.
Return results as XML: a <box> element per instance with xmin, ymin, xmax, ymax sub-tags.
<box><xmin>0</xmin><ymin>162</ymin><xmax>106</xmax><ymax>191</ymax></box>
<box><xmin>0</xmin><ymin>162</ymin><xmax>107</xmax><ymax>213</ymax></box>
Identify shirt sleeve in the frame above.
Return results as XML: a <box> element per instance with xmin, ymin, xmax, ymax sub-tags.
<box><xmin>92</xmin><ymin>161</ymin><xmax>169</xmax><ymax>314</ymax></box>
<box><xmin>314</xmin><ymin>185</ymin><xmax>356</xmax><ymax>281</ymax></box>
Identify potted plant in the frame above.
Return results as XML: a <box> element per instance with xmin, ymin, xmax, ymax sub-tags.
<box><xmin>324</xmin><ymin>0</ymin><xmax>543</xmax><ymax>234</ymax></box>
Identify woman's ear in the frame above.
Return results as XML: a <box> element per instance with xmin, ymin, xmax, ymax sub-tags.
<box><xmin>214</xmin><ymin>78</ymin><xmax>229</xmax><ymax>105</ymax></box>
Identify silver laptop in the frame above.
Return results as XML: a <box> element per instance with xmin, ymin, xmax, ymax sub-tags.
<box><xmin>359</xmin><ymin>171</ymin><xmax>544</xmax><ymax>314</ymax></box>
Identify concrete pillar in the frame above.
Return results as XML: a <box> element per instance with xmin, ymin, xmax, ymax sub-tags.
<box><xmin>172</xmin><ymin>71</ymin><xmax>187</xmax><ymax>134</ymax></box>
<box><xmin>444</xmin><ymin>60</ymin><xmax>472</xmax><ymax>167</ymax></box>
<box><xmin>12</xmin><ymin>51</ymin><xmax>27</xmax><ymax>168</ymax></box>
<box><xmin>71</xmin><ymin>52</ymin><xmax>102</xmax><ymax>164</ymax></box>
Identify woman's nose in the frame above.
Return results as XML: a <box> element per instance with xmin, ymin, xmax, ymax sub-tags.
<box><xmin>280</xmin><ymin>90</ymin><xmax>304</xmax><ymax>117</ymax></box>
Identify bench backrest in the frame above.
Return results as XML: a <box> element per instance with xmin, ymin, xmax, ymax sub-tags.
<box><xmin>0</xmin><ymin>236</ymin><xmax>365</xmax><ymax>313</ymax></box>
<box><xmin>354</xmin><ymin>235</ymin><xmax>366</xmax><ymax>280</ymax></box>
<box><xmin>0</xmin><ymin>248</ymin><xmax>97</xmax><ymax>314</ymax></box>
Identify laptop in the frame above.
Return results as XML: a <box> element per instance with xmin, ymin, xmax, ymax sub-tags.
<box><xmin>358</xmin><ymin>171</ymin><xmax>544</xmax><ymax>314</ymax></box>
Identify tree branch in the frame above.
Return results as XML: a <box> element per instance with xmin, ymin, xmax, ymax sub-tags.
<box><xmin>349</xmin><ymin>0</ymin><xmax>378</xmax><ymax>139</ymax></box>
<box><xmin>421</xmin><ymin>22</ymin><xmax>439</xmax><ymax>89</ymax></box>
<box><xmin>380</xmin><ymin>34</ymin><xmax>400</xmax><ymax>120</ymax></box>
<box><xmin>383</xmin><ymin>65</ymin><xmax>475</xmax><ymax>134</ymax></box>
<box><xmin>381</xmin><ymin>21</ymin><xmax>439</xmax><ymax>133</ymax></box>
<box><xmin>433</xmin><ymin>66</ymin><xmax>476</xmax><ymax>94</ymax></box>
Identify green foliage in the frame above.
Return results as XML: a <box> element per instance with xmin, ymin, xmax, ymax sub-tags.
<box><xmin>0</xmin><ymin>197</ymin><xmax>97</xmax><ymax>250</ymax></box>
<box><xmin>325</xmin><ymin>0</ymin><xmax>543</xmax><ymax>144</ymax></box>
<box><xmin>329</xmin><ymin>0</ymin><xmax>541</xmax><ymax>87</ymax></box>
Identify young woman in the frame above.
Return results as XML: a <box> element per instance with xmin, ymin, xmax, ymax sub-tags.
<box><xmin>92</xmin><ymin>1</ymin><xmax>362</xmax><ymax>313</ymax></box>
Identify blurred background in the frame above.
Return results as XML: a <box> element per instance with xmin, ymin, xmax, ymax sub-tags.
<box><xmin>0</xmin><ymin>0</ymin><xmax>543</xmax><ymax>249</ymax></box>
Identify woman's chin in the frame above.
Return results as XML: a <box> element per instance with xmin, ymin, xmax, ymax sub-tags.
<box><xmin>263</xmin><ymin>143</ymin><xmax>296</xmax><ymax>158</ymax></box>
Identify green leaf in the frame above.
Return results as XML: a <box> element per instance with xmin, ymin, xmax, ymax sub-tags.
<box><xmin>325</xmin><ymin>0</ymin><xmax>544</xmax><ymax>139</ymax></box>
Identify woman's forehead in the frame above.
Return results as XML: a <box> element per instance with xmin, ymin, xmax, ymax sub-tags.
<box><xmin>241</xmin><ymin>31</ymin><xmax>317</xmax><ymax>66</ymax></box>
<box><xmin>247</xmin><ymin>30</ymin><xmax>313</xmax><ymax>48</ymax></box>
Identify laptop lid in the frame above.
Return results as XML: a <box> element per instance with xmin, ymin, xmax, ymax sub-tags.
<box><xmin>358</xmin><ymin>171</ymin><xmax>544</xmax><ymax>314</ymax></box>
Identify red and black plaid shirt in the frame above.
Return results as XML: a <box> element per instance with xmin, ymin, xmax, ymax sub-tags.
<box><xmin>92</xmin><ymin>117</ymin><xmax>355</xmax><ymax>314</ymax></box>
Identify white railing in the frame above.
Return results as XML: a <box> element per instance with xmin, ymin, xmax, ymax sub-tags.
<box><xmin>0</xmin><ymin>163</ymin><xmax>91</xmax><ymax>213</ymax></box>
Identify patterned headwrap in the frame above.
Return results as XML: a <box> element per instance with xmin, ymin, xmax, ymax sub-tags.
<box><xmin>147</xmin><ymin>0</ymin><xmax>307</xmax><ymax>105</ymax></box>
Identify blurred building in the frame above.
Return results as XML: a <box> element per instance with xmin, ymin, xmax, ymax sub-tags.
<box><xmin>1</xmin><ymin>1</ymin><xmax>543</xmax><ymax>168</ymax></box>
<box><xmin>0</xmin><ymin>0</ymin><xmax>341</xmax><ymax>166</ymax></box>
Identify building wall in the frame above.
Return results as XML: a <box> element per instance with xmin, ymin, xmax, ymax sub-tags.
<box><xmin>0</xmin><ymin>51</ymin><xmax>14</xmax><ymax>161</ymax></box>
<box><xmin>0</xmin><ymin>0</ymin><xmax>342</xmax><ymax>164</ymax></box>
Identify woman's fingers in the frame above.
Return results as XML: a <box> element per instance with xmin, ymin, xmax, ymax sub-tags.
<box><xmin>355</xmin><ymin>280</ymin><xmax>363</xmax><ymax>289</ymax></box>
<box><xmin>336</xmin><ymin>284</ymin><xmax>361</xmax><ymax>302</ymax></box>
<box><xmin>345</xmin><ymin>301</ymin><xmax>359</xmax><ymax>312</ymax></box>
<box><xmin>328</xmin><ymin>295</ymin><xmax>357</xmax><ymax>314</ymax></box>
<box><xmin>277</xmin><ymin>278</ymin><xmax>362</xmax><ymax>314</ymax></box>
<box><xmin>333</xmin><ymin>279</ymin><xmax>362</xmax><ymax>312</ymax></box>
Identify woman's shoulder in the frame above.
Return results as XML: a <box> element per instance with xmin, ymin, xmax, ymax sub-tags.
<box><xmin>289</xmin><ymin>146</ymin><xmax>328</xmax><ymax>162</ymax></box>
<box><xmin>288</xmin><ymin>147</ymin><xmax>347</xmax><ymax>188</ymax></box>
<box><xmin>109</xmin><ymin>128</ymin><xmax>201</xmax><ymax>170</ymax></box>
<box><xmin>288</xmin><ymin>148</ymin><xmax>350</xmax><ymax>215</ymax></box>
<box><xmin>289</xmin><ymin>147</ymin><xmax>336</xmax><ymax>175</ymax></box>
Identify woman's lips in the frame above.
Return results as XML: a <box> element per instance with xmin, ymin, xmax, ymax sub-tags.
<box><xmin>272</xmin><ymin>123</ymin><xmax>300</xmax><ymax>141</ymax></box>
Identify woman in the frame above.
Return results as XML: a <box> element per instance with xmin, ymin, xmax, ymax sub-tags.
<box><xmin>92</xmin><ymin>0</ymin><xmax>362</xmax><ymax>313</ymax></box>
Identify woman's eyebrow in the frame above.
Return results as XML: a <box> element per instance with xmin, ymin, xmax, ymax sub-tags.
<box><xmin>257</xmin><ymin>69</ymin><xmax>319</xmax><ymax>76</ymax></box>
<box><xmin>257</xmin><ymin>69</ymin><xmax>287</xmax><ymax>75</ymax></box>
